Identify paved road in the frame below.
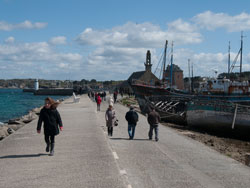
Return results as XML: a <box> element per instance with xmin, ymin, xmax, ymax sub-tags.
<box><xmin>1</xmin><ymin>94</ymin><xmax>250</xmax><ymax>188</ymax></box>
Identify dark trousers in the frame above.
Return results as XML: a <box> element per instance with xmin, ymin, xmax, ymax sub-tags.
<box><xmin>45</xmin><ymin>134</ymin><xmax>55</xmax><ymax>144</ymax></box>
<box><xmin>148</xmin><ymin>124</ymin><xmax>158</xmax><ymax>140</ymax></box>
<box><xmin>107</xmin><ymin>127</ymin><xmax>113</xmax><ymax>136</ymax></box>
<box><xmin>97</xmin><ymin>104</ymin><xmax>100</xmax><ymax>111</ymax></box>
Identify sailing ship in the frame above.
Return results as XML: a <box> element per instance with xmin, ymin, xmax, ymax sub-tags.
<box><xmin>131</xmin><ymin>33</ymin><xmax>250</xmax><ymax>128</ymax></box>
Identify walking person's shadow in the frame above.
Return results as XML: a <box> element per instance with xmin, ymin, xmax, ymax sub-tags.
<box><xmin>110</xmin><ymin>138</ymin><xmax>150</xmax><ymax>141</ymax></box>
<box><xmin>0</xmin><ymin>153</ymin><xmax>48</xmax><ymax>159</ymax></box>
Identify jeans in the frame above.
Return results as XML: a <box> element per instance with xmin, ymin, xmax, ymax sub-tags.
<box><xmin>128</xmin><ymin>124</ymin><xmax>136</xmax><ymax>139</ymax></box>
<box><xmin>148</xmin><ymin>124</ymin><xmax>158</xmax><ymax>140</ymax></box>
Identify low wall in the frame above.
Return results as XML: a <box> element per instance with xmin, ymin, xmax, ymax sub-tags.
<box><xmin>34</xmin><ymin>88</ymin><xmax>73</xmax><ymax>95</ymax></box>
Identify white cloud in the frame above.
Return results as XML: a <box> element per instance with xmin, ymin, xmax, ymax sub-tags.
<box><xmin>5</xmin><ymin>36</ymin><xmax>15</xmax><ymax>43</ymax></box>
<box><xmin>0</xmin><ymin>20</ymin><xmax>47</xmax><ymax>31</ymax></box>
<box><xmin>49</xmin><ymin>36</ymin><xmax>67</xmax><ymax>45</ymax></box>
<box><xmin>0</xmin><ymin>41</ymin><xmax>83</xmax><ymax>80</ymax></box>
<box><xmin>84</xmin><ymin>46</ymin><xmax>151</xmax><ymax>80</ymax></box>
<box><xmin>170</xmin><ymin>48</ymin><xmax>249</xmax><ymax>78</ymax></box>
<box><xmin>193</xmin><ymin>11</ymin><xmax>250</xmax><ymax>32</ymax></box>
<box><xmin>75</xmin><ymin>21</ymin><xmax>203</xmax><ymax>80</ymax></box>
<box><xmin>3</xmin><ymin>11</ymin><xmax>250</xmax><ymax>81</ymax></box>
<box><xmin>76</xmin><ymin>21</ymin><xmax>202</xmax><ymax>48</ymax></box>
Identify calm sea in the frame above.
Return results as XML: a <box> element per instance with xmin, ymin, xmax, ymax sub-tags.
<box><xmin>0</xmin><ymin>88</ymin><xmax>67</xmax><ymax>124</ymax></box>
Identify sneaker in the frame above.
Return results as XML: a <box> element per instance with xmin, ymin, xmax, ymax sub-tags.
<box><xmin>149</xmin><ymin>137</ymin><xmax>152</xmax><ymax>140</ymax></box>
<box><xmin>155</xmin><ymin>138</ymin><xmax>159</xmax><ymax>142</ymax></box>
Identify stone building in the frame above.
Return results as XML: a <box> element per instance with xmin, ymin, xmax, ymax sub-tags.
<box><xmin>164</xmin><ymin>64</ymin><xmax>184</xmax><ymax>90</ymax></box>
<box><xmin>118</xmin><ymin>50</ymin><xmax>160</xmax><ymax>94</ymax></box>
<box><xmin>127</xmin><ymin>50</ymin><xmax>160</xmax><ymax>85</ymax></box>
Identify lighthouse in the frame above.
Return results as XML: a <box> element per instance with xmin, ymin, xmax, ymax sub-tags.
<box><xmin>34</xmin><ymin>79</ymin><xmax>39</xmax><ymax>90</ymax></box>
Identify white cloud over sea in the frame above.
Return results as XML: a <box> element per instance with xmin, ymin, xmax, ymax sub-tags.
<box><xmin>1</xmin><ymin>11</ymin><xmax>250</xmax><ymax>80</ymax></box>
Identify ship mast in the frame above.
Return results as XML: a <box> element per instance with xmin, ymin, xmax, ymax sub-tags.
<box><xmin>162</xmin><ymin>40</ymin><xmax>168</xmax><ymax>83</ymax></box>
<box><xmin>170</xmin><ymin>41</ymin><xmax>174</xmax><ymax>89</ymax></box>
<box><xmin>229</xmin><ymin>32</ymin><xmax>245</xmax><ymax>81</ymax></box>
<box><xmin>240</xmin><ymin>31</ymin><xmax>243</xmax><ymax>76</ymax></box>
<box><xmin>228</xmin><ymin>41</ymin><xmax>230</xmax><ymax>76</ymax></box>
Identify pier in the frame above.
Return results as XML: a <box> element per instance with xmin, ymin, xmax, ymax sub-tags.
<box><xmin>23</xmin><ymin>88</ymin><xmax>74</xmax><ymax>95</ymax></box>
<box><xmin>1</xmin><ymin>95</ymin><xmax>250</xmax><ymax>188</ymax></box>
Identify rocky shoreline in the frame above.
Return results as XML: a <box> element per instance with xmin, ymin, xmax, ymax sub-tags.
<box><xmin>0</xmin><ymin>107</ymin><xmax>42</xmax><ymax>141</ymax></box>
<box><xmin>0</xmin><ymin>97</ymin><xmax>66</xmax><ymax>141</ymax></box>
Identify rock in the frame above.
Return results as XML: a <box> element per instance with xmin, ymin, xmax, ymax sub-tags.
<box><xmin>21</xmin><ymin>112</ymin><xmax>38</xmax><ymax>123</ymax></box>
<box><xmin>7</xmin><ymin>127</ymin><xmax>14</xmax><ymax>134</ymax></box>
<box><xmin>6</xmin><ymin>124</ymin><xmax>18</xmax><ymax>131</ymax></box>
<box><xmin>245</xmin><ymin>153</ymin><xmax>250</xmax><ymax>166</ymax></box>
<box><xmin>0</xmin><ymin>126</ymin><xmax>9</xmax><ymax>139</ymax></box>
<box><xmin>31</xmin><ymin>107</ymin><xmax>42</xmax><ymax>115</ymax></box>
<box><xmin>8</xmin><ymin>118</ymin><xmax>22</xmax><ymax>125</ymax></box>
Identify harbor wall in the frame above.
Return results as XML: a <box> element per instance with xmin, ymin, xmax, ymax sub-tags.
<box><xmin>33</xmin><ymin>88</ymin><xmax>73</xmax><ymax>95</ymax></box>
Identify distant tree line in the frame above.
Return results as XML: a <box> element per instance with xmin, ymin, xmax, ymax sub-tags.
<box><xmin>0</xmin><ymin>78</ymin><xmax>124</xmax><ymax>89</ymax></box>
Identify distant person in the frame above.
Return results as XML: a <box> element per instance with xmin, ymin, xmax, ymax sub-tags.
<box><xmin>105</xmin><ymin>104</ymin><xmax>116</xmax><ymax>136</ymax></box>
<box><xmin>103</xmin><ymin>91</ymin><xmax>106</xmax><ymax>101</ymax></box>
<box><xmin>97</xmin><ymin>95</ymin><xmax>102</xmax><ymax>111</ymax></box>
<box><xmin>37</xmin><ymin>97</ymin><xmax>63</xmax><ymax>156</ymax></box>
<box><xmin>125</xmin><ymin>106</ymin><xmax>139</xmax><ymax>140</ymax></box>
<box><xmin>109</xmin><ymin>96</ymin><xmax>114</xmax><ymax>106</ymax></box>
<box><xmin>113</xmin><ymin>91</ymin><xmax>118</xmax><ymax>103</ymax></box>
<box><xmin>147</xmin><ymin>107</ymin><xmax>160</xmax><ymax>142</ymax></box>
<box><xmin>95</xmin><ymin>92</ymin><xmax>98</xmax><ymax>102</ymax></box>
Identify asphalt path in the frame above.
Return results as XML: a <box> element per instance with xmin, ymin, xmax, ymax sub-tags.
<box><xmin>97</xmin><ymin>95</ymin><xmax>250</xmax><ymax>188</ymax></box>
<box><xmin>0</xmin><ymin>95</ymin><xmax>126</xmax><ymax>188</ymax></box>
<box><xmin>1</xmin><ymin>94</ymin><xmax>250</xmax><ymax>188</ymax></box>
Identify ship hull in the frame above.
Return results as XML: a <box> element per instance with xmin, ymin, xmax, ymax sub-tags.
<box><xmin>187</xmin><ymin>100</ymin><xmax>250</xmax><ymax>128</ymax></box>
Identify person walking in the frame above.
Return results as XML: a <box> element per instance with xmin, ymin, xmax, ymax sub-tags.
<box><xmin>147</xmin><ymin>107</ymin><xmax>160</xmax><ymax>142</ymax></box>
<box><xmin>113</xmin><ymin>91</ymin><xmax>118</xmax><ymax>103</ymax></box>
<box><xmin>97</xmin><ymin>95</ymin><xmax>102</xmax><ymax>111</ymax></box>
<box><xmin>103</xmin><ymin>91</ymin><xmax>106</xmax><ymax>101</ymax></box>
<box><xmin>37</xmin><ymin>97</ymin><xmax>63</xmax><ymax>156</ymax></box>
<box><xmin>125</xmin><ymin>106</ymin><xmax>139</xmax><ymax>140</ymax></box>
<box><xmin>109</xmin><ymin>96</ymin><xmax>114</xmax><ymax>106</ymax></box>
<box><xmin>105</xmin><ymin>104</ymin><xmax>116</xmax><ymax>136</ymax></box>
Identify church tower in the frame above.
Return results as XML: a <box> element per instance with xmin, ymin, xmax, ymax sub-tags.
<box><xmin>144</xmin><ymin>50</ymin><xmax>152</xmax><ymax>72</ymax></box>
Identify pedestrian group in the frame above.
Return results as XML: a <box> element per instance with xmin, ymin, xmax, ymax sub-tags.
<box><xmin>37</xmin><ymin>92</ymin><xmax>160</xmax><ymax>156</ymax></box>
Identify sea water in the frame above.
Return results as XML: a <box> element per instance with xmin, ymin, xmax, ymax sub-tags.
<box><xmin>0</xmin><ymin>88</ymin><xmax>67</xmax><ymax>123</ymax></box>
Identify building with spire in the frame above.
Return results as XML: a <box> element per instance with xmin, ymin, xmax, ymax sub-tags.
<box><xmin>118</xmin><ymin>50</ymin><xmax>160</xmax><ymax>94</ymax></box>
<box><xmin>127</xmin><ymin>50</ymin><xmax>159</xmax><ymax>85</ymax></box>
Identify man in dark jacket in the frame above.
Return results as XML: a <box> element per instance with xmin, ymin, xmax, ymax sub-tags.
<box><xmin>147</xmin><ymin>107</ymin><xmax>160</xmax><ymax>141</ymax></box>
<box><xmin>125</xmin><ymin>106</ymin><xmax>139</xmax><ymax>139</ymax></box>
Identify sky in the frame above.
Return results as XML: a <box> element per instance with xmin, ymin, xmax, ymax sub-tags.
<box><xmin>1</xmin><ymin>0</ymin><xmax>250</xmax><ymax>81</ymax></box>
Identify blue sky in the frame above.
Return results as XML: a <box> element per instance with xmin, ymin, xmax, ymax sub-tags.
<box><xmin>1</xmin><ymin>0</ymin><xmax>250</xmax><ymax>81</ymax></box>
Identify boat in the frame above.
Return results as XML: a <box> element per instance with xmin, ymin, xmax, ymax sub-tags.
<box><xmin>186</xmin><ymin>99</ymin><xmax>250</xmax><ymax>128</ymax></box>
<box><xmin>131</xmin><ymin>34</ymin><xmax>250</xmax><ymax>127</ymax></box>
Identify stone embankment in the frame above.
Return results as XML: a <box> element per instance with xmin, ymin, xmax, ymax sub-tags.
<box><xmin>0</xmin><ymin>107</ymin><xmax>41</xmax><ymax>141</ymax></box>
